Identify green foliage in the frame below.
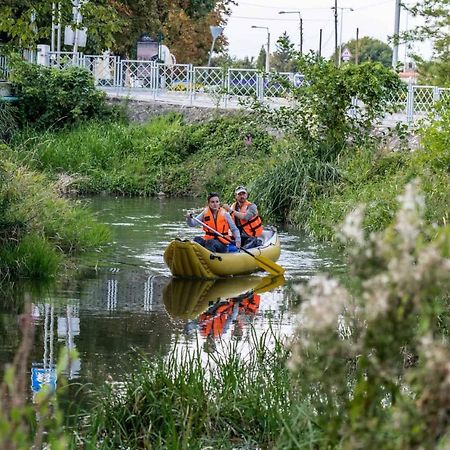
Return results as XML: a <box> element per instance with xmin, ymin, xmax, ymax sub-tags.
<box><xmin>334</xmin><ymin>36</ymin><xmax>393</xmax><ymax>67</ymax></box>
<box><xmin>0</xmin><ymin>0</ymin><xmax>124</xmax><ymax>53</ymax></box>
<box><xmin>10</xmin><ymin>60</ymin><xmax>110</xmax><ymax>129</ymax></box>
<box><xmin>0</xmin><ymin>153</ymin><xmax>110</xmax><ymax>279</ymax></box>
<box><xmin>252</xmin><ymin>141</ymin><xmax>341</xmax><ymax>223</ymax></box>
<box><xmin>9</xmin><ymin>114</ymin><xmax>274</xmax><ymax>199</ymax></box>
<box><xmin>246</xmin><ymin>57</ymin><xmax>403</xmax><ymax>224</ymax></box>
<box><xmin>415</xmin><ymin>56</ymin><xmax>450</xmax><ymax>87</ymax></box>
<box><xmin>256</xmin><ymin>45</ymin><xmax>267</xmax><ymax>71</ymax></box>
<box><xmin>210</xmin><ymin>54</ymin><xmax>255</xmax><ymax>69</ymax></box>
<box><xmin>0</xmin><ymin>100</ymin><xmax>18</xmax><ymax>142</ymax></box>
<box><xmin>290</xmin><ymin>181</ymin><xmax>450</xmax><ymax>448</ymax></box>
<box><xmin>251</xmin><ymin>56</ymin><xmax>403</xmax><ymax>157</ymax></box>
<box><xmin>271</xmin><ymin>32</ymin><xmax>297</xmax><ymax>72</ymax></box>
<box><xmin>306</xmin><ymin>101</ymin><xmax>450</xmax><ymax>240</ymax></box>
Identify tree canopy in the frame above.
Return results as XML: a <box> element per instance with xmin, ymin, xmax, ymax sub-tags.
<box><xmin>332</xmin><ymin>37</ymin><xmax>393</xmax><ymax>67</ymax></box>
<box><xmin>0</xmin><ymin>0</ymin><xmax>235</xmax><ymax>64</ymax></box>
<box><xmin>400</xmin><ymin>0</ymin><xmax>450</xmax><ymax>86</ymax></box>
<box><xmin>270</xmin><ymin>32</ymin><xmax>297</xmax><ymax>72</ymax></box>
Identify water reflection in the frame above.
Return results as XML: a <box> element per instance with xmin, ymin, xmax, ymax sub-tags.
<box><xmin>164</xmin><ymin>275</ymin><xmax>285</xmax><ymax>343</ymax></box>
<box><xmin>30</xmin><ymin>302</ymin><xmax>81</xmax><ymax>398</ymax></box>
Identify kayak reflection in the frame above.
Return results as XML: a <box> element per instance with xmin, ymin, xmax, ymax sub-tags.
<box><xmin>163</xmin><ymin>275</ymin><xmax>285</xmax><ymax>339</ymax></box>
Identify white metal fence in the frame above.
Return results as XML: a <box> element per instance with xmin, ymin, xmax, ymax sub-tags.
<box><xmin>1</xmin><ymin>51</ymin><xmax>449</xmax><ymax>123</ymax></box>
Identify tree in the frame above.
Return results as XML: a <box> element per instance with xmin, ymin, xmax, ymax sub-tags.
<box><xmin>210</xmin><ymin>54</ymin><xmax>255</xmax><ymax>69</ymax></box>
<box><xmin>270</xmin><ymin>32</ymin><xmax>297</xmax><ymax>72</ymax></box>
<box><xmin>400</xmin><ymin>0</ymin><xmax>450</xmax><ymax>86</ymax></box>
<box><xmin>0</xmin><ymin>0</ymin><xmax>235</xmax><ymax>64</ymax></box>
<box><xmin>333</xmin><ymin>37</ymin><xmax>393</xmax><ymax>67</ymax></box>
<box><xmin>256</xmin><ymin>46</ymin><xmax>266</xmax><ymax>71</ymax></box>
<box><xmin>113</xmin><ymin>0</ymin><xmax>234</xmax><ymax>63</ymax></box>
<box><xmin>0</xmin><ymin>0</ymin><xmax>124</xmax><ymax>53</ymax></box>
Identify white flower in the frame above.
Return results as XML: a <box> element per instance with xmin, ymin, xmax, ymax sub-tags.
<box><xmin>339</xmin><ymin>206</ymin><xmax>366</xmax><ymax>245</ymax></box>
<box><xmin>296</xmin><ymin>276</ymin><xmax>351</xmax><ymax>332</ymax></box>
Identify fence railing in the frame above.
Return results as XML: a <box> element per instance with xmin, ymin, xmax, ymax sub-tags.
<box><xmin>1</xmin><ymin>50</ymin><xmax>449</xmax><ymax>123</ymax></box>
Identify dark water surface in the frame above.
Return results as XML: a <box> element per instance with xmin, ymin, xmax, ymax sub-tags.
<box><xmin>0</xmin><ymin>196</ymin><xmax>343</xmax><ymax>396</ymax></box>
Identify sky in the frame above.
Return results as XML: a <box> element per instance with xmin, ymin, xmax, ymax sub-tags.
<box><xmin>223</xmin><ymin>0</ymin><xmax>434</xmax><ymax>63</ymax></box>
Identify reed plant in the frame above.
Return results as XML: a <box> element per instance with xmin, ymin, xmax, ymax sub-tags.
<box><xmin>75</xmin><ymin>329</ymin><xmax>318</xmax><ymax>449</ymax></box>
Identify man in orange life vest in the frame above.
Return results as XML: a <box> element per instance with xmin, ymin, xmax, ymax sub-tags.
<box><xmin>223</xmin><ymin>186</ymin><xmax>263</xmax><ymax>250</ymax></box>
<box><xmin>186</xmin><ymin>192</ymin><xmax>241</xmax><ymax>253</ymax></box>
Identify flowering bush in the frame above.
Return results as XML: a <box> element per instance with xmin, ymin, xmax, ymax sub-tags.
<box><xmin>290</xmin><ymin>180</ymin><xmax>450</xmax><ymax>448</ymax></box>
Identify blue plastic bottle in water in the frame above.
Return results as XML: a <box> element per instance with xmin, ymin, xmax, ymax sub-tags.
<box><xmin>227</xmin><ymin>243</ymin><xmax>238</xmax><ymax>253</ymax></box>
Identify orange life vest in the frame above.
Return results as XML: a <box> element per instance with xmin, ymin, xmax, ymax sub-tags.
<box><xmin>239</xmin><ymin>294</ymin><xmax>261</xmax><ymax>315</ymax></box>
<box><xmin>199</xmin><ymin>302</ymin><xmax>233</xmax><ymax>338</ymax></box>
<box><xmin>202</xmin><ymin>207</ymin><xmax>230</xmax><ymax>245</ymax></box>
<box><xmin>231</xmin><ymin>200</ymin><xmax>263</xmax><ymax>237</ymax></box>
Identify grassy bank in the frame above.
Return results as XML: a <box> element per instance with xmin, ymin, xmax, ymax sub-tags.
<box><xmin>0</xmin><ymin>151</ymin><xmax>110</xmax><ymax>279</ymax></box>
<box><xmin>304</xmin><ymin>114</ymin><xmax>450</xmax><ymax>240</ymax></box>
<box><xmin>9</xmin><ymin>114</ymin><xmax>274</xmax><ymax>198</ymax></box>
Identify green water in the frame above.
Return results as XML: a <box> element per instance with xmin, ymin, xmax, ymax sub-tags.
<box><xmin>0</xmin><ymin>196</ymin><xmax>343</xmax><ymax>395</ymax></box>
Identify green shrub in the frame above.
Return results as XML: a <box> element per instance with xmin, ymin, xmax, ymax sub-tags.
<box><xmin>10</xmin><ymin>60</ymin><xmax>109</xmax><ymax>129</ymax></box>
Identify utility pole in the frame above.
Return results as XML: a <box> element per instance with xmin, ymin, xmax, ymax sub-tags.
<box><xmin>334</xmin><ymin>0</ymin><xmax>338</xmax><ymax>65</ymax></box>
<box><xmin>300</xmin><ymin>17</ymin><xmax>303</xmax><ymax>55</ymax></box>
<box><xmin>355</xmin><ymin>27</ymin><xmax>359</xmax><ymax>64</ymax></box>
<box><xmin>318</xmin><ymin>28</ymin><xmax>322</xmax><ymax>57</ymax></box>
<box><xmin>392</xmin><ymin>0</ymin><xmax>401</xmax><ymax>68</ymax></box>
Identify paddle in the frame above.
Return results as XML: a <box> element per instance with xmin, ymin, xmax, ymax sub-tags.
<box><xmin>190</xmin><ymin>215</ymin><xmax>285</xmax><ymax>276</ymax></box>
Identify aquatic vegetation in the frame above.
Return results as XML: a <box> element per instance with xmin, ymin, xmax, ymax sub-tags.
<box><xmin>76</xmin><ymin>330</ymin><xmax>317</xmax><ymax>449</ymax></box>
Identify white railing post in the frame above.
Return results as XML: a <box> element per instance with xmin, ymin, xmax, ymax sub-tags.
<box><xmin>406</xmin><ymin>79</ymin><xmax>414</xmax><ymax>124</ymax></box>
<box><xmin>188</xmin><ymin>64</ymin><xmax>194</xmax><ymax>106</ymax></box>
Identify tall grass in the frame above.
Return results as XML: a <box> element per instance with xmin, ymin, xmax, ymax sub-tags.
<box><xmin>252</xmin><ymin>142</ymin><xmax>341</xmax><ymax>223</ymax></box>
<box><xmin>9</xmin><ymin>114</ymin><xmax>274</xmax><ymax>198</ymax></box>
<box><xmin>76</xmin><ymin>330</ymin><xmax>319</xmax><ymax>449</ymax></box>
<box><xmin>305</xmin><ymin>133</ymin><xmax>450</xmax><ymax>241</ymax></box>
<box><xmin>0</xmin><ymin>155</ymin><xmax>110</xmax><ymax>279</ymax></box>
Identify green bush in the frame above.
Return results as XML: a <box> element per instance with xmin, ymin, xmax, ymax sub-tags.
<box><xmin>10</xmin><ymin>60</ymin><xmax>109</xmax><ymax>129</ymax></box>
<box><xmin>0</xmin><ymin>152</ymin><xmax>110</xmax><ymax>279</ymax></box>
<box><xmin>305</xmin><ymin>103</ymin><xmax>450</xmax><ymax>240</ymax></box>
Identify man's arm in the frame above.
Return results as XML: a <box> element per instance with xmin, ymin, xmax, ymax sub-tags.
<box><xmin>225</xmin><ymin>213</ymin><xmax>241</xmax><ymax>248</ymax></box>
<box><xmin>222</xmin><ymin>203</ymin><xmax>258</xmax><ymax>220</ymax></box>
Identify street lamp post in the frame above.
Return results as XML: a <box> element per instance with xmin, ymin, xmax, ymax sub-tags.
<box><xmin>331</xmin><ymin>5</ymin><xmax>354</xmax><ymax>66</ymax></box>
<box><xmin>278</xmin><ymin>11</ymin><xmax>303</xmax><ymax>55</ymax></box>
<box><xmin>251</xmin><ymin>25</ymin><xmax>270</xmax><ymax>72</ymax></box>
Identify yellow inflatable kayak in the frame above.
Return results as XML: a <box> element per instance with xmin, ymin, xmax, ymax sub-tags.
<box><xmin>164</xmin><ymin>227</ymin><xmax>281</xmax><ymax>279</ymax></box>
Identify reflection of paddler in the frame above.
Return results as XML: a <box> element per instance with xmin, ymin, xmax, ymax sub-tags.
<box><xmin>199</xmin><ymin>292</ymin><xmax>261</xmax><ymax>339</ymax></box>
<box><xmin>163</xmin><ymin>276</ymin><xmax>267</xmax><ymax>320</ymax></box>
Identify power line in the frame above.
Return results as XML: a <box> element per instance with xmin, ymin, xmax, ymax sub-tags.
<box><xmin>230</xmin><ymin>15</ymin><xmax>333</xmax><ymax>23</ymax></box>
<box><xmin>237</xmin><ymin>1</ymin><xmax>331</xmax><ymax>11</ymax></box>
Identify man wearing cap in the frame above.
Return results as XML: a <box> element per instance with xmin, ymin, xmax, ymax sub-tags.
<box><xmin>223</xmin><ymin>186</ymin><xmax>264</xmax><ymax>249</ymax></box>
